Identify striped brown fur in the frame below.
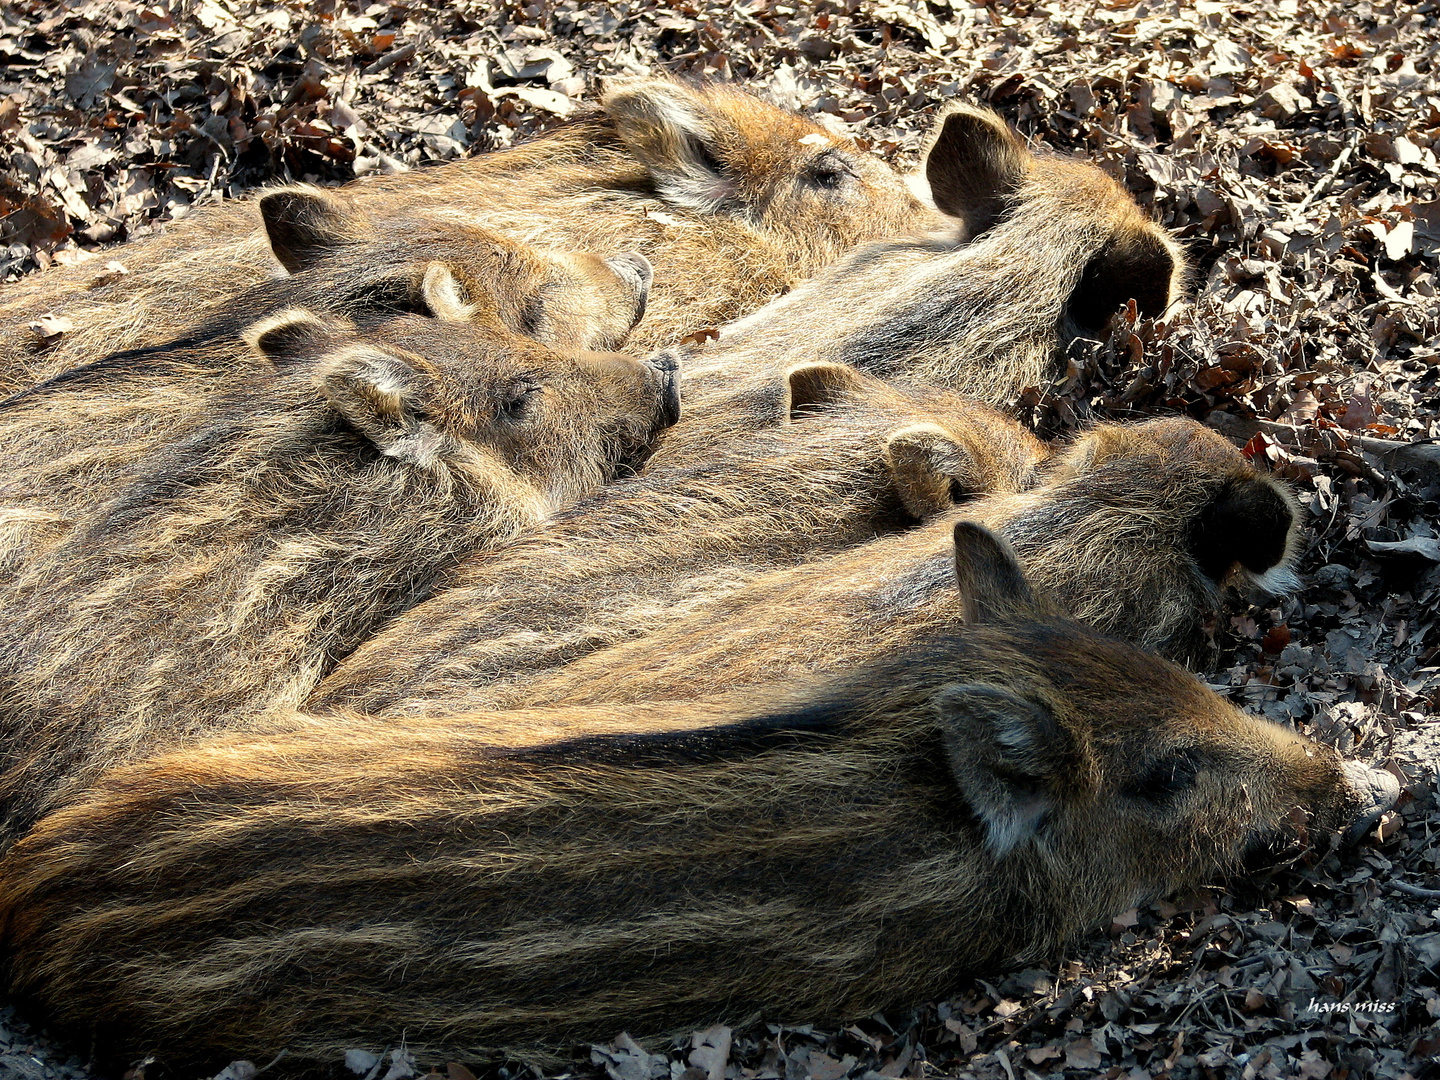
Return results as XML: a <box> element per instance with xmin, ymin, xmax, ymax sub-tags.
<box><xmin>315</xmin><ymin>361</ymin><xmax>1046</xmax><ymax>715</ymax></box>
<box><xmin>0</xmin><ymin>526</ymin><xmax>1387</xmax><ymax>1076</ymax></box>
<box><xmin>0</xmin><ymin>306</ymin><xmax>677</xmax><ymax>845</ymax></box>
<box><xmin>675</xmin><ymin>103</ymin><xmax>1187</xmax><ymax>408</ymax></box>
<box><xmin>0</xmin><ymin>77</ymin><xmax>934</xmax><ymax>393</ymax></box>
<box><xmin>0</xmin><ymin>214</ymin><xmax>651</xmax><ymax>575</ymax></box>
<box><xmin>318</xmin><ymin>418</ymin><xmax>1296</xmax><ymax>720</ymax></box>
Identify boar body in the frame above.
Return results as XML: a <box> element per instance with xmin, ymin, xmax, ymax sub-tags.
<box><xmin>319</xmin><ymin>418</ymin><xmax>1296</xmax><ymax>719</ymax></box>
<box><xmin>0</xmin><ymin>309</ymin><xmax>676</xmax><ymax>845</ymax></box>
<box><xmin>309</xmin><ymin>106</ymin><xmax>1193</xmax><ymax>718</ymax></box>
<box><xmin>674</xmin><ymin>104</ymin><xmax>1185</xmax><ymax>408</ymax></box>
<box><xmin>0</xmin><ymin>527</ymin><xmax>1392</xmax><ymax>1075</ymax></box>
<box><xmin>0</xmin><ymin>209</ymin><xmax>652</xmax><ymax>574</ymax></box>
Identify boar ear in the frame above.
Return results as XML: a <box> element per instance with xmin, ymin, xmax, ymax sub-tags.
<box><xmin>923</xmin><ymin>104</ymin><xmax>1031</xmax><ymax>234</ymax></box>
<box><xmin>1069</xmin><ymin>228</ymin><xmax>1186</xmax><ymax>329</ymax></box>
<box><xmin>420</xmin><ymin>263</ymin><xmax>477</xmax><ymax>324</ymax></box>
<box><xmin>782</xmin><ymin>361</ymin><xmax>866</xmax><ymax>420</ymax></box>
<box><xmin>243</xmin><ymin>308</ymin><xmax>347</xmax><ymax>369</ymax></box>
<box><xmin>260</xmin><ymin>187</ymin><xmax>369</xmax><ymax>274</ymax></box>
<box><xmin>316</xmin><ymin>347</ymin><xmax>442</xmax><ymax>467</ymax></box>
<box><xmin>933</xmin><ymin>683</ymin><xmax>1073</xmax><ymax>857</ymax></box>
<box><xmin>952</xmin><ymin>520</ymin><xmax>1039</xmax><ymax>624</ymax></box>
<box><xmin>603</xmin><ymin>78</ymin><xmax>736</xmax><ymax>211</ymax></box>
<box><xmin>884</xmin><ymin>424</ymin><xmax>979</xmax><ymax>518</ymax></box>
<box><xmin>1189</xmin><ymin>477</ymin><xmax>1299</xmax><ymax>593</ymax></box>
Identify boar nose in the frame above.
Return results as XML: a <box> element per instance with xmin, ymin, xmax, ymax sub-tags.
<box><xmin>646</xmin><ymin>349</ymin><xmax>681</xmax><ymax>430</ymax></box>
<box><xmin>1340</xmin><ymin>760</ymin><xmax>1400</xmax><ymax>844</ymax></box>
<box><xmin>605</xmin><ymin>252</ymin><xmax>653</xmax><ymax>331</ymax></box>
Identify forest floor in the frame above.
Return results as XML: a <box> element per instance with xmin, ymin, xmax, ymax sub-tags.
<box><xmin>0</xmin><ymin>0</ymin><xmax>1437</xmax><ymax>1079</ymax></box>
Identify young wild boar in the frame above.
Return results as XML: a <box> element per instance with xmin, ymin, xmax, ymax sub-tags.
<box><xmin>471</xmin><ymin>418</ymin><xmax>1299</xmax><ymax>715</ymax></box>
<box><xmin>0</xmin><ymin>77</ymin><xmax>933</xmax><ymax>392</ymax></box>
<box><xmin>0</xmin><ymin>183</ymin><xmax>654</xmax><ymax>394</ymax></box>
<box><xmin>674</xmin><ymin>102</ymin><xmax>1187</xmax><ymax>409</ymax></box>
<box><xmin>313</xmin><ymin>360</ymin><xmax>1046</xmax><ymax>715</ymax></box>
<box><xmin>0</xmin><ymin>525</ymin><xmax>1397</xmax><ymax>1076</ymax></box>
<box><xmin>0</xmin><ymin>199</ymin><xmax>652</xmax><ymax>570</ymax></box>
<box><xmin>0</xmin><ymin>306</ymin><xmax>678</xmax><ymax>846</ymax></box>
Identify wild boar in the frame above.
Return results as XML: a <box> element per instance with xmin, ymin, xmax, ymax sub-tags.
<box><xmin>309</xmin><ymin>107</ymin><xmax>1191</xmax><ymax>717</ymax></box>
<box><xmin>375</xmin><ymin>417</ymin><xmax>1298</xmax><ymax>719</ymax></box>
<box><xmin>314</xmin><ymin>360</ymin><xmax>1046</xmax><ymax>715</ymax></box>
<box><xmin>0</xmin><ymin>77</ymin><xmax>934</xmax><ymax>392</ymax></box>
<box><xmin>0</xmin><ymin>305</ymin><xmax>678</xmax><ymax>845</ymax></box>
<box><xmin>674</xmin><ymin>102</ymin><xmax>1187</xmax><ymax>409</ymax></box>
<box><xmin>0</xmin><ymin>184</ymin><xmax>655</xmax><ymax>394</ymax></box>
<box><xmin>0</xmin><ymin>203</ymin><xmax>652</xmax><ymax>571</ymax></box>
<box><xmin>0</xmin><ymin>524</ymin><xmax>1396</xmax><ymax>1075</ymax></box>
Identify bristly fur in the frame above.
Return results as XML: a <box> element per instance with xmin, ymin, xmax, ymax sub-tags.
<box><xmin>0</xmin><ymin>217</ymin><xmax>652</xmax><ymax>577</ymax></box>
<box><xmin>0</xmin><ymin>308</ymin><xmax>675</xmax><ymax>847</ymax></box>
<box><xmin>0</xmin><ymin>77</ymin><xmax>934</xmax><ymax>394</ymax></box>
<box><xmin>0</xmin><ymin>532</ymin><xmax>1375</xmax><ymax>1077</ymax></box>
<box><xmin>679</xmin><ymin>104</ymin><xmax>1187</xmax><ymax>408</ymax></box>
<box><xmin>313</xmin><ymin>363</ymin><xmax>1046</xmax><ymax>716</ymax></box>
<box><xmin>491</xmin><ymin>418</ymin><xmax>1300</xmax><ymax>715</ymax></box>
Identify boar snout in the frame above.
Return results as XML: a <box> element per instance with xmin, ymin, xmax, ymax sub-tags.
<box><xmin>605</xmin><ymin>252</ymin><xmax>654</xmax><ymax>331</ymax></box>
<box><xmin>1340</xmin><ymin>760</ymin><xmax>1400</xmax><ymax>844</ymax></box>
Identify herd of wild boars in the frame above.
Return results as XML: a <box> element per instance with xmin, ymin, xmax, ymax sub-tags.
<box><xmin>0</xmin><ymin>76</ymin><xmax>1399</xmax><ymax>1074</ymax></box>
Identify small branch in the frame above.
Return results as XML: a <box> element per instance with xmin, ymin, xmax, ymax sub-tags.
<box><xmin>1387</xmin><ymin>880</ymin><xmax>1440</xmax><ymax>901</ymax></box>
<box><xmin>1211</xmin><ymin>412</ymin><xmax>1440</xmax><ymax>474</ymax></box>
<box><xmin>1286</xmin><ymin>78</ymin><xmax>1365</xmax><ymax>225</ymax></box>
<box><xmin>1257</xmin><ymin>419</ymin><xmax>1440</xmax><ymax>473</ymax></box>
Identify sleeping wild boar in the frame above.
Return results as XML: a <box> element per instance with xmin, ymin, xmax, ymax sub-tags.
<box><xmin>0</xmin><ymin>77</ymin><xmax>933</xmax><ymax>392</ymax></box>
<box><xmin>0</xmin><ymin>202</ymin><xmax>652</xmax><ymax>572</ymax></box>
<box><xmin>0</xmin><ymin>305</ymin><xmax>677</xmax><ymax>845</ymax></box>
<box><xmin>310</xmin><ymin>106</ymin><xmax>1192</xmax><ymax>716</ymax></box>
<box><xmin>674</xmin><ymin>102</ymin><xmax>1187</xmax><ymax>409</ymax></box>
<box><xmin>315</xmin><ymin>417</ymin><xmax>1297</xmax><ymax>719</ymax></box>
<box><xmin>314</xmin><ymin>360</ymin><xmax>1046</xmax><ymax>715</ymax></box>
<box><xmin>0</xmin><ymin>524</ymin><xmax>1397</xmax><ymax>1076</ymax></box>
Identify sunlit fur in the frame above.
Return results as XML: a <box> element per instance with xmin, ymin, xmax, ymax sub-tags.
<box><xmin>0</xmin><ymin>218</ymin><xmax>649</xmax><ymax>574</ymax></box>
<box><xmin>473</xmin><ymin>419</ymin><xmax>1299</xmax><ymax>716</ymax></box>
<box><xmin>314</xmin><ymin>363</ymin><xmax>1046</xmax><ymax>716</ymax></box>
<box><xmin>0</xmin><ymin>311</ymin><xmax>674</xmax><ymax>846</ymax></box>
<box><xmin>0</xmin><ymin>532</ymin><xmax>1369</xmax><ymax>1076</ymax></box>
<box><xmin>0</xmin><ymin>78</ymin><xmax>934</xmax><ymax>393</ymax></box>
<box><xmin>678</xmin><ymin>104</ymin><xmax>1187</xmax><ymax>408</ymax></box>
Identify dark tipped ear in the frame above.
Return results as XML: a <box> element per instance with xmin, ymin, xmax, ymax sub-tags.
<box><xmin>884</xmin><ymin>424</ymin><xmax>977</xmax><ymax>519</ymax></box>
<box><xmin>923</xmin><ymin>104</ymin><xmax>1031</xmax><ymax>234</ymax></box>
<box><xmin>933</xmin><ymin>683</ymin><xmax>1074</xmax><ymax>857</ymax></box>
<box><xmin>243</xmin><ymin>308</ymin><xmax>346</xmax><ymax>369</ymax></box>
<box><xmin>1188</xmin><ymin>478</ymin><xmax>1299</xmax><ymax>586</ymax></box>
<box><xmin>1069</xmin><ymin>228</ymin><xmax>1185</xmax><ymax>329</ymax></box>
<box><xmin>260</xmin><ymin>187</ymin><xmax>369</xmax><ymax>274</ymax></box>
<box><xmin>953</xmin><ymin>521</ymin><xmax>1039</xmax><ymax>624</ymax></box>
<box><xmin>782</xmin><ymin>361</ymin><xmax>868</xmax><ymax>420</ymax></box>
<box><xmin>602</xmin><ymin>78</ymin><xmax>736</xmax><ymax>208</ymax></box>
<box><xmin>316</xmin><ymin>347</ymin><xmax>440</xmax><ymax>467</ymax></box>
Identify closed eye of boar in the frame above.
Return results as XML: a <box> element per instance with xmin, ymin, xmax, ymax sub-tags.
<box><xmin>1122</xmin><ymin>749</ymin><xmax>1207</xmax><ymax>804</ymax></box>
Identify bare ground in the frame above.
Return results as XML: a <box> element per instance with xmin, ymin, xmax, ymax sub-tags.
<box><xmin>0</xmin><ymin>1</ymin><xmax>1436</xmax><ymax>1079</ymax></box>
